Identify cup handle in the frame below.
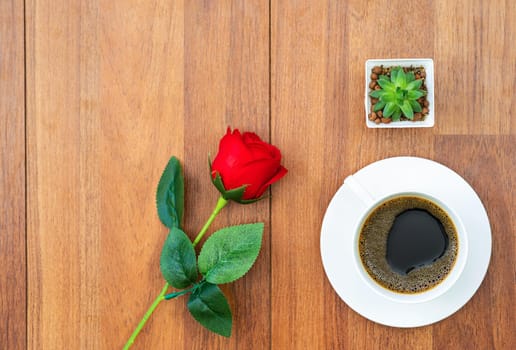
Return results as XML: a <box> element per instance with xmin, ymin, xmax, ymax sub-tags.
<box><xmin>343</xmin><ymin>175</ymin><xmax>376</xmax><ymax>208</ymax></box>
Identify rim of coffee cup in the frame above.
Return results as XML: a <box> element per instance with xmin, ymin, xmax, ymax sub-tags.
<box><xmin>352</xmin><ymin>192</ymin><xmax>469</xmax><ymax>304</ymax></box>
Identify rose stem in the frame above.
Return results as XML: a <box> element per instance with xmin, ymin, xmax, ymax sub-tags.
<box><xmin>123</xmin><ymin>283</ymin><xmax>169</xmax><ymax>350</ymax></box>
<box><xmin>163</xmin><ymin>285</ymin><xmax>197</xmax><ymax>300</ymax></box>
<box><xmin>192</xmin><ymin>196</ymin><xmax>228</xmax><ymax>246</ymax></box>
<box><xmin>123</xmin><ymin>195</ymin><xmax>229</xmax><ymax>349</ymax></box>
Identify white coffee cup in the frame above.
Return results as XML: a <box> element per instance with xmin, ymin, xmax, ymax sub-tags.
<box><xmin>345</xmin><ymin>176</ymin><xmax>469</xmax><ymax>304</ymax></box>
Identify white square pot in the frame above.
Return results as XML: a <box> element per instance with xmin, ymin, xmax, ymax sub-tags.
<box><xmin>365</xmin><ymin>58</ymin><xmax>434</xmax><ymax>128</ymax></box>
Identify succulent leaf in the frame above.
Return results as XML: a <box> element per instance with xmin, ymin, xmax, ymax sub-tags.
<box><xmin>383</xmin><ymin>102</ymin><xmax>397</xmax><ymax>117</ymax></box>
<box><xmin>374</xmin><ymin>100</ymin><xmax>386</xmax><ymax>112</ymax></box>
<box><xmin>369</xmin><ymin>90</ymin><xmax>384</xmax><ymax>99</ymax></box>
<box><xmin>377</xmin><ymin>78</ymin><xmax>395</xmax><ymax>91</ymax></box>
<box><xmin>400</xmin><ymin>100</ymin><xmax>414</xmax><ymax>119</ymax></box>
<box><xmin>395</xmin><ymin>68</ymin><xmax>407</xmax><ymax>88</ymax></box>
<box><xmin>384</xmin><ymin>93</ymin><xmax>397</xmax><ymax>103</ymax></box>
<box><xmin>407</xmin><ymin>90</ymin><xmax>424</xmax><ymax>100</ymax></box>
<box><xmin>406</xmin><ymin>79</ymin><xmax>423</xmax><ymax>91</ymax></box>
<box><xmin>390</xmin><ymin>69</ymin><xmax>398</xmax><ymax>82</ymax></box>
<box><xmin>392</xmin><ymin>109</ymin><xmax>402</xmax><ymax>121</ymax></box>
<box><xmin>410</xmin><ymin>100</ymin><xmax>422</xmax><ymax>112</ymax></box>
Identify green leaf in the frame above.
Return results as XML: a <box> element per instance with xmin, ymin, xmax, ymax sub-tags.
<box><xmin>160</xmin><ymin>227</ymin><xmax>198</xmax><ymax>289</ymax></box>
<box><xmin>198</xmin><ymin>223</ymin><xmax>264</xmax><ymax>284</ymax></box>
<box><xmin>211</xmin><ymin>171</ymin><xmax>227</xmax><ymax>195</ymax></box>
<box><xmin>410</xmin><ymin>99</ymin><xmax>422</xmax><ymax>112</ymax></box>
<box><xmin>377</xmin><ymin>78</ymin><xmax>395</xmax><ymax>91</ymax></box>
<box><xmin>392</xmin><ymin>109</ymin><xmax>402</xmax><ymax>121</ymax></box>
<box><xmin>369</xmin><ymin>90</ymin><xmax>385</xmax><ymax>99</ymax></box>
<box><xmin>407</xmin><ymin>90</ymin><xmax>424</xmax><ymax>100</ymax></box>
<box><xmin>390</xmin><ymin>68</ymin><xmax>399</xmax><ymax>82</ymax></box>
<box><xmin>406</xmin><ymin>79</ymin><xmax>423</xmax><ymax>91</ymax></box>
<box><xmin>211</xmin><ymin>170</ymin><xmax>258</xmax><ymax>204</ymax></box>
<box><xmin>210</xmin><ymin>158</ymin><xmax>258</xmax><ymax>204</ymax></box>
<box><xmin>223</xmin><ymin>184</ymin><xmax>249</xmax><ymax>201</ymax></box>
<box><xmin>188</xmin><ymin>282</ymin><xmax>232</xmax><ymax>337</ymax></box>
<box><xmin>400</xmin><ymin>100</ymin><xmax>414</xmax><ymax>119</ymax></box>
<box><xmin>373</xmin><ymin>100</ymin><xmax>386</xmax><ymax>112</ymax></box>
<box><xmin>406</xmin><ymin>71</ymin><xmax>415</xmax><ymax>83</ymax></box>
<box><xmin>156</xmin><ymin>157</ymin><xmax>184</xmax><ymax>229</ymax></box>
<box><xmin>383</xmin><ymin>102</ymin><xmax>398</xmax><ymax>117</ymax></box>
<box><xmin>394</xmin><ymin>68</ymin><xmax>407</xmax><ymax>88</ymax></box>
<box><xmin>379</xmin><ymin>74</ymin><xmax>389</xmax><ymax>81</ymax></box>
<box><xmin>381</xmin><ymin>93</ymin><xmax>397</xmax><ymax>103</ymax></box>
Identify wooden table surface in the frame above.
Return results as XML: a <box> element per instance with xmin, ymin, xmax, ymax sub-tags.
<box><xmin>1</xmin><ymin>0</ymin><xmax>515</xmax><ymax>349</ymax></box>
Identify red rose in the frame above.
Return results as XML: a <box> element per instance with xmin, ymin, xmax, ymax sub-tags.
<box><xmin>211</xmin><ymin>128</ymin><xmax>287</xmax><ymax>201</ymax></box>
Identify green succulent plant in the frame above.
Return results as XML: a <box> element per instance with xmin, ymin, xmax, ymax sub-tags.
<box><xmin>369</xmin><ymin>67</ymin><xmax>426</xmax><ymax>121</ymax></box>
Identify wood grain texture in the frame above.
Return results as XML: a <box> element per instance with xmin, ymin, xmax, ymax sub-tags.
<box><xmin>182</xmin><ymin>1</ymin><xmax>270</xmax><ymax>349</ymax></box>
<box><xmin>272</xmin><ymin>1</ymin><xmax>513</xmax><ymax>349</ymax></box>
<box><xmin>272</xmin><ymin>1</ymin><xmax>435</xmax><ymax>349</ymax></box>
<box><xmin>0</xmin><ymin>0</ymin><xmax>26</xmax><ymax>348</ymax></box>
<box><xmin>99</xmin><ymin>2</ymin><xmax>185</xmax><ymax>348</ymax></box>
<box><xmin>12</xmin><ymin>0</ymin><xmax>515</xmax><ymax>348</ymax></box>
<box><xmin>433</xmin><ymin>136</ymin><xmax>515</xmax><ymax>350</ymax></box>
<box><xmin>435</xmin><ymin>0</ymin><xmax>515</xmax><ymax>135</ymax></box>
<box><xmin>26</xmin><ymin>0</ymin><xmax>184</xmax><ymax>348</ymax></box>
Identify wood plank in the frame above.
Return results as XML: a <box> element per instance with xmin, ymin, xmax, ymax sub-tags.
<box><xmin>435</xmin><ymin>0</ymin><xmax>515</xmax><ymax>135</ymax></box>
<box><xmin>98</xmin><ymin>2</ymin><xmax>185</xmax><ymax>348</ymax></box>
<box><xmin>0</xmin><ymin>0</ymin><xmax>26</xmax><ymax>348</ymax></box>
<box><xmin>26</xmin><ymin>0</ymin><xmax>184</xmax><ymax>348</ymax></box>
<box><xmin>272</xmin><ymin>0</ymin><xmax>436</xmax><ymax>348</ymax></box>
<box><xmin>183</xmin><ymin>1</ymin><xmax>270</xmax><ymax>349</ymax></box>
<box><xmin>433</xmin><ymin>135</ymin><xmax>515</xmax><ymax>350</ymax></box>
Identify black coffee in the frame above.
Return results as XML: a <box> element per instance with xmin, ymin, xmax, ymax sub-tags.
<box><xmin>386</xmin><ymin>209</ymin><xmax>448</xmax><ymax>275</ymax></box>
<box><xmin>358</xmin><ymin>196</ymin><xmax>458</xmax><ymax>294</ymax></box>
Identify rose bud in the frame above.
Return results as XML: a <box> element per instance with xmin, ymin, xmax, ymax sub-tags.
<box><xmin>211</xmin><ymin>127</ymin><xmax>287</xmax><ymax>203</ymax></box>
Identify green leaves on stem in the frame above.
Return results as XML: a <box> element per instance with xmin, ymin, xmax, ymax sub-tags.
<box><xmin>198</xmin><ymin>223</ymin><xmax>264</xmax><ymax>284</ymax></box>
<box><xmin>156</xmin><ymin>157</ymin><xmax>184</xmax><ymax>229</ymax></box>
<box><xmin>159</xmin><ymin>220</ymin><xmax>264</xmax><ymax>336</ymax></box>
<box><xmin>188</xmin><ymin>282</ymin><xmax>232</xmax><ymax>337</ymax></box>
<box><xmin>154</xmin><ymin>156</ymin><xmax>265</xmax><ymax>337</ymax></box>
<box><xmin>127</xmin><ymin>155</ymin><xmax>269</xmax><ymax>347</ymax></box>
<box><xmin>160</xmin><ymin>222</ymin><xmax>264</xmax><ymax>289</ymax></box>
<box><xmin>160</xmin><ymin>227</ymin><xmax>198</xmax><ymax>289</ymax></box>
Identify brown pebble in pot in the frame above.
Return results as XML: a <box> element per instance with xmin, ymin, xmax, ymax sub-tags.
<box><xmin>381</xmin><ymin>117</ymin><xmax>392</xmax><ymax>124</ymax></box>
<box><xmin>369</xmin><ymin>81</ymin><xmax>377</xmax><ymax>89</ymax></box>
<box><xmin>372</xmin><ymin>66</ymin><xmax>382</xmax><ymax>74</ymax></box>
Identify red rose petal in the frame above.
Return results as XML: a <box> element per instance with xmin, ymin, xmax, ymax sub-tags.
<box><xmin>254</xmin><ymin>166</ymin><xmax>288</xmax><ymax>198</ymax></box>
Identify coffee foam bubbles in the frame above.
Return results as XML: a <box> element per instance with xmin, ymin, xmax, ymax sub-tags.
<box><xmin>358</xmin><ymin>196</ymin><xmax>458</xmax><ymax>294</ymax></box>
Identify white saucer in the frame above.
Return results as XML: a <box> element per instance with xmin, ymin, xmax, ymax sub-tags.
<box><xmin>320</xmin><ymin>157</ymin><xmax>491</xmax><ymax>327</ymax></box>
